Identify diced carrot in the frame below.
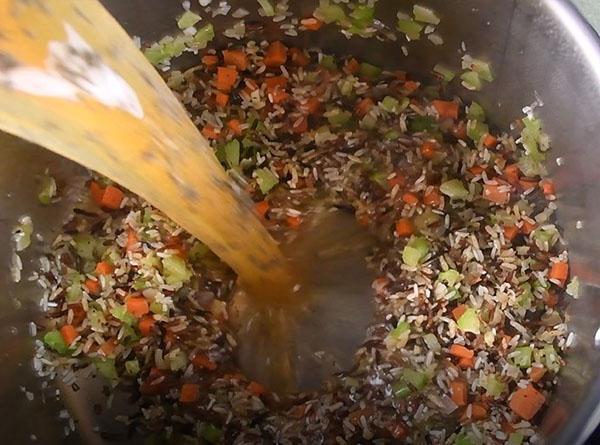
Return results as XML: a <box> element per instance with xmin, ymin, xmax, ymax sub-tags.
<box><xmin>84</xmin><ymin>278</ymin><xmax>101</xmax><ymax>295</ymax></box>
<box><xmin>403</xmin><ymin>80</ymin><xmax>420</xmax><ymax>94</ymax></box>
<box><xmin>247</xmin><ymin>381</ymin><xmax>266</xmax><ymax>397</ymax></box>
<box><xmin>483</xmin><ymin>183</ymin><xmax>510</xmax><ymax>205</ymax></box>
<box><xmin>291</xmin><ymin>116</ymin><xmax>308</xmax><ymax>134</ymax></box>
<box><xmin>355</xmin><ymin>97</ymin><xmax>375</xmax><ymax>117</ymax></box>
<box><xmin>60</xmin><ymin>324</ymin><xmax>78</xmax><ymax>345</ymax></box>
<box><xmin>449</xmin><ymin>344</ymin><xmax>474</xmax><ymax>359</ymax></box>
<box><xmin>90</xmin><ymin>181</ymin><xmax>105</xmax><ymax>205</ymax></box>
<box><xmin>216</xmin><ymin>66</ymin><xmax>238</xmax><ymax>92</ymax></box>
<box><xmin>68</xmin><ymin>303</ymin><xmax>86</xmax><ymax>326</ymax></box>
<box><xmin>179</xmin><ymin>383</ymin><xmax>200</xmax><ymax>403</ymax></box>
<box><xmin>395</xmin><ymin>218</ymin><xmax>414</xmax><ymax>237</ymax></box>
<box><xmin>263</xmin><ymin>41</ymin><xmax>288</xmax><ymax>67</ymax></box>
<box><xmin>215</xmin><ymin>91</ymin><xmax>229</xmax><ymax>107</ymax></box>
<box><xmin>192</xmin><ymin>353</ymin><xmax>218</xmax><ymax>370</ymax></box>
<box><xmin>504</xmin><ymin>164</ymin><xmax>520</xmax><ymax>186</ymax></box>
<box><xmin>268</xmin><ymin>88</ymin><xmax>289</xmax><ymax>104</ymax></box>
<box><xmin>452</xmin><ymin>120</ymin><xmax>468</xmax><ymax>140</ymax></box>
<box><xmin>372</xmin><ymin>276</ymin><xmax>389</xmax><ymax>292</ymax></box>
<box><xmin>540</xmin><ymin>179</ymin><xmax>555</xmax><ymax>195</ymax></box>
<box><xmin>450</xmin><ymin>380</ymin><xmax>468</xmax><ymax>406</ymax></box>
<box><xmin>420</xmin><ymin>140</ymin><xmax>437</xmax><ymax>159</ymax></box>
<box><xmin>101</xmin><ymin>185</ymin><xmax>124</xmax><ymax>210</ymax></box>
<box><xmin>509</xmin><ymin>384</ymin><xmax>546</xmax><ymax>420</ymax></box>
<box><xmin>402</xmin><ymin>192</ymin><xmax>419</xmax><ymax>206</ymax></box>
<box><xmin>202</xmin><ymin>54</ymin><xmax>219</xmax><ymax>67</ymax></box>
<box><xmin>125</xmin><ymin>229</ymin><xmax>139</xmax><ymax>252</ymax></box>
<box><xmin>520</xmin><ymin>220</ymin><xmax>536</xmax><ymax>235</ymax></box>
<box><xmin>432</xmin><ymin>100</ymin><xmax>459</xmax><ymax>120</ymax></box>
<box><xmin>138</xmin><ymin>315</ymin><xmax>156</xmax><ymax>337</ymax></box>
<box><xmin>126</xmin><ymin>296</ymin><xmax>150</xmax><ymax>318</ymax></box>
<box><xmin>389</xmin><ymin>422</ymin><xmax>408</xmax><ymax>440</ymax></box>
<box><xmin>458</xmin><ymin>356</ymin><xmax>474</xmax><ymax>369</ymax></box>
<box><xmin>289</xmin><ymin>47</ymin><xmax>310</xmax><ymax>66</ymax></box>
<box><xmin>503</xmin><ymin>225</ymin><xmax>519</xmax><ymax>242</ymax></box>
<box><xmin>286</xmin><ymin>215</ymin><xmax>302</xmax><ymax>230</ymax></box>
<box><xmin>501</xmin><ymin>420</ymin><xmax>515</xmax><ymax>434</ymax></box>
<box><xmin>519</xmin><ymin>178</ymin><xmax>538</xmax><ymax>191</ymax></box>
<box><xmin>222</xmin><ymin>49</ymin><xmax>248</xmax><ymax>71</ymax></box>
<box><xmin>469</xmin><ymin>165</ymin><xmax>486</xmax><ymax>176</ymax></box>
<box><xmin>549</xmin><ymin>261</ymin><xmax>569</xmax><ymax>286</ymax></box>
<box><xmin>388</xmin><ymin>173</ymin><xmax>406</xmax><ymax>189</ymax></box>
<box><xmin>227</xmin><ymin>119</ymin><xmax>243</xmax><ymax>136</ymax></box>
<box><xmin>483</xmin><ymin>133</ymin><xmax>498</xmax><ymax>148</ymax></box>
<box><xmin>423</xmin><ymin>187</ymin><xmax>442</xmax><ymax>207</ymax></box>
<box><xmin>470</xmin><ymin>403</ymin><xmax>488</xmax><ymax>421</ymax></box>
<box><xmin>254</xmin><ymin>200</ymin><xmax>270</xmax><ymax>218</ymax></box>
<box><xmin>242</xmin><ymin>78</ymin><xmax>259</xmax><ymax>95</ymax></box>
<box><xmin>544</xmin><ymin>291</ymin><xmax>558</xmax><ymax>307</ymax></box>
<box><xmin>100</xmin><ymin>338</ymin><xmax>116</xmax><ymax>356</ymax></box>
<box><xmin>301</xmin><ymin>17</ymin><xmax>323</xmax><ymax>31</ymax></box>
<box><xmin>530</xmin><ymin>366</ymin><xmax>546</xmax><ymax>383</ymax></box>
<box><xmin>344</xmin><ymin>58</ymin><xmax>360</xmax><ymax>75</ymax></box>
<box><xmin>264</xmin><ymin>76</ymin><xmax>288</xmax><ymax>90</ymax></box>
<box><xmin>95</xmin><ymin>261</ymin><xmax>113</xmax><ymax>276</ymax></box>
<box><xmin>452</xmin><ymin>304</ymin><xmax>467</xmax><ymax>321</ymax></box>
<box><xmin>202</xmin><ymin>124</ymin><xmax>220</xmax><ymax>140</ymax></box>
<box><xmin>300</xmin><ymin>96</ymin><xmax>321</xmax><ymax>115</ymax></box>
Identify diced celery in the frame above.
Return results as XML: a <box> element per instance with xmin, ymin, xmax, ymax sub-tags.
<box><xmin>188</xmin><ymin>241</ymin><xmax>209</xmax><ymax>262</ymax></box>
<box><xmin>350</xmin><ymin>5</ymin><xmax>375</xmax><ymax>29</ymax></box>
<box><xmin>224</xmin><ymin>139</ymin><xmax>240</xmax><ymax>168</ymax></box>
<box><xmin>483</xmin><ymin>374</ymin><xmax>506</xmax><ymax>397</ymax></box>
<box><xmin>144</xmin><ymin>44</ymin><xmax>169</xmax><ymax>65</ymax></box>
<box><xmin>380</xmin><ymin>96</ymin><xmax>407</xmax><ymax>114</ymax></box>
<box><xmin>141</xmin><ymin>253</ymin><xmax>162</xmax><ymax>269</ymax></box>
<box><xmin>390</xmin><ymin>321</ymin><xmax>411</xmax><ymax>337</ymax></box>
<box><xmin>454</xmin><ymin>432</ymin><xmax>474</xmax><ymax>445</ymax></box>
<box><xmin>43</xmin><ymin>330</ymin><xmax>69</xmax><ymax>354</ymax></box>
<box><xmin>111</xmin><ymin>304</ymin><xmax>136</xmax><ymax>325</ymax></box>
<box><xmin>542</xmin><ymin>344</ymin><xmax>561</xmax><ymax>372</ymax></box>
<box><xmin>438</xmin><ymin>269</ymin><xmax>461</xmax><ymax>287</ymax></box>
<box><xmin>402</xmin><ymin>236</ymin><xmax>430</xmax><ymax>267</ymax></box>
<box><xmin>392</xmin><ymin>381</ymin><xmax>411</xmax><ymax>398</ymax></box>
<box><xmin>533</xmin><ymin>227</ymin><xmax>559</xmax><ymax>249</ymax></box>
<box><xmin>167</xmin><ymin>348</ymin><xmax>187</xmax><ymax>371</ymax></box>
<box><xmin>338</xmin><ymin>77</ymin><xmax>354</xmax><ymax>96</ymax></box>
<box><xmin>433</xmin><ymin>63</ymin><xmax>456</xmax><ymax>82</ymax></box>
<box><xmin>162</xmin><ymin>255</ymin><xmax>193</xmax><ymax>285</ymax></box>
<box><xmin>566</xmin><ymin>276</ymin><xmax>580</xmax><ymax>298</ymax></box>
<box><xmin>423</xmin><ymin>333</ymin><xmax>441</xmax><ymax>352</ymax></box>
<box><xmin>257</xmin><ymin>0</ymin><xmax>275</xmax><ymax>16</ymax></box>
<box><xmin>462</xmin><ymin>56</ymin><xmax>493</xmax><ymax>82</ymax></box>
<box><xmin>440</xmin><ymin>179</ymin><xmax>469</xmax><ymax>200</ymax></box>
<box><xmin>508</xmin><ymin>432</ymin><xmax>524</xmax><ymax>445</ymax></box>
<box><xmin>200</xmin><ymin>423</ymin><xmax>223</xmax><ymax>444</ymax></box>
<box><xmin>177</xmin><ymin>11</ymin><xmax>201</xmax><ymax>29</ymax></box>
<box><xmin>38</xmin><ymin>174</ymin><xmax>57</xmax><ymax>205</ymax></box>
<box><xmin>125</xmin><ymin>359</ymin><xmax>140</xmax><ymax>376</ymax></box>
<box><xmin>413</xmin><ymin>5</ymin><xmax>440</xmax><ymax>25</ymax></box>
<box><xmin>73</xmin><ymin>234</ymin><xmax>100</xmax><ymax>260</ymax></box>
<box><xmin>13</xmin><ymin>216</ymin><xmax>33</xmax><ymax>252</ymax></box>
<box><xmin>512</xmin><ymin>345</ymin><xmax>532</xmax><ymax>368</ymax></box>
<box><xmin>360</xmin><ymin>114</ymin><xmax>377</xmax><ymax>130</ymax></box>
<box><xmin>88</xmin><ymin>306</ymin><xmax>105</xmax><ymax>331</ymax></box>
<box><xmin>466</xmin><ymin>120</ymin><xmax>489</xmax><ymax>144</ymax></box>
<box><xmin>384</xmin><ymin>129</ymin><xmax>401</xmax><ymax>140</ymax></box>
<box><xmin>359</xmin><ymin>62</ymin><xmax>382</xmax><ymax>79</ymax></box>
<box><xmin>94</xmin><ymin>358</ymin><xmax>118</xmax><ymax>380</ymax></box>
<box><xmin>132</xmin><ymin>278</ymin><xmax>148</xmax><ymax>291</ymax></box>
<box><xmin>320</xmin><ymin>54</ymin><xmax>337</xmax><ymax>70</ymax></box>
<box><xmin>409</xmin><ymin>116</ymin><xmax>437</xmax><ymax>133</ymax></box>
<box><xmin>255</xmin><ymin>168</ymin><xmax>279</xmax><ymax>194</ymax></box>
<box><xmin>397</xmin><ymin>18</ymin><xmax>423</xmax><ymax>40</ymax></box>
<box><xmin>402</xmin><ymin>369</ymin><xmax>428</xmax><ymax>390</ymax></box>
<box><xmin>369</xmin><ymin>171</ymin><xmax>388</xmax><ymax>187</ymax></box>
<box><xmin>413</xmin><ymin>208</ymin><xmax>441</xmax><ymax>230</ymax></box>
<box><xmin>150</xmin><ymin>301</ymin><xmax>168</xmax><ymax>316</ymax></box>
<box><xmin>66</xmin><ymin>283</ymin><xmax>83</xmax><ymax>302</ymax></box>
<box><xmin>457</xmin><ymin>307</ymin><xmax>480</xmax><ymax>334</ymax></box>
<box><xmin>314</xmin><ymin>2</ymin><xmax>346</xmax><ymax>24</ymax></box>
<box><xmin>122</xmin><ymin>325</ymin><xmax>140</xmax><ymax>345</ymax></box>
<box><xmin>467</xmin><ymin>102</ymin><xmax>485</xmax><ymax>121</ymax></box>
<box><xmin>518</xmin><ymin>282</ymin><xmax>533</xmax><ymax>310</ymax></box>
<box><xmin>190</xmin><ymin>24</ymin><xmax>215</xmax><ymax>49</ymax></box>
<box><xmin>460</xmin><ymin>71</ymin><xmax>483</xmax><ymax>91</ymax></box>
<box><xmin>325</xmin><ymin>108</ymin><xmax>352</xmax><ymax>127</ymax></box>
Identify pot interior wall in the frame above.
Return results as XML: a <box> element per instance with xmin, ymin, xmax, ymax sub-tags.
<box><xmin>1</xmin><ymin>0</ymin><xmax>600</xmax><ymax>443</ymax></box>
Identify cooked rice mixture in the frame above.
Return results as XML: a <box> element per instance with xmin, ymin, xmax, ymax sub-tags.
<box><xmin>32</xmin><ymin>38</ymin><xmax>573</xmax><ymax>445</ymax></box>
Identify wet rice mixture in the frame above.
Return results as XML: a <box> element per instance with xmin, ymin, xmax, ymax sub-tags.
<box><xmin>33</xmin><ymin>37</ymin><xmax>574</xmax><ymax>445</ymax></box>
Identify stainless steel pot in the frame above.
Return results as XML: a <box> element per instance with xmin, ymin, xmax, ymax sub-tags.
<box><xmin>1</xmin><ymin>0</ymin><xmax>600</xmax><ymax>443</ymax></box>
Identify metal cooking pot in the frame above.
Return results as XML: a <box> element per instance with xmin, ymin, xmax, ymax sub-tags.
<box><xmin>1</xmin><ymin>0</ymin><xmax>600</xmax><ymax>443</ymax></box>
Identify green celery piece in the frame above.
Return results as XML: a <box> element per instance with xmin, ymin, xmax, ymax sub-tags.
<box><xmin>483</xmin><ymin>374</ymin><xmax>506</xmax><ymax>397</ymax></box>
<box><xmin>397</xmin><ymin>18</ymin><xmax>423</xmax><ymax>40</ymax></box>
<box><xmin>224</xmin><ymin>139</ymin><xmax>240</xmax><ymax>168</ymax></box>
<box><xmin>111</xmin><ymin>304</ymin><xmax>137</xmax><ymax>326</ymax></box>
<box><xmin>389</xmin><ymin>321</ymin><xmax>410</xmax><ymax>338</ymax></box>
<box><xmin>359</xmin><ymin>62</ymin><xmax>382</xmax><ymax>79</ymax></box>
<box><xmin>402</xmin><ymin>368</ymin><xmax>428</xmax><ymax>390</ymax></box>
<box><xmin>402</xmin><ymin>236</ymin><xmax>430</xmax><ymax>267</ymax></box>
<box><xmin>384</xmin><ymin>129</ymin><xmax>401</xmax><ymax>140</ymax></box>
<box><xmin>440</xmin><ymin>179</ymin><xmax>469</xmax><ymax>200</ymax></box>
<box><xmin>200</xmin><ymin>423</ymin><xmax>223</xmax><ymax>444</ymax></box>
<box><xmin>43</xmin><ymin>330</ymin><xmax>69</xmax><ymax>354</ymax></box>
<box><xmin>392</xmin><ymin>381</ymin><xmax>411</xmax><ymax>398</ymax></box>
<box><xmin>512</xmin><ymin>345</ymin><xmax>532</xmax><ymax>368</ymax></box>
<box><xmin>320</xmin><ymin>54</ymin><xmax>337</xmax><ymax>70</ymax></box>
<box><xmin>469</xmin><ymin>58</ymin><xmax>493</xmax><ymax>82</ymax></box>
<box><xmin>438</xmin><ymin>269</ymin><xmax>461</xmax><ymax>287</ymax></box>
<box><xmin>188</xmin><ymin>241</ymin><xmax>210</xmax><ymax>262</ymax></box>
<box><xmin>409</xmin><ymin>115</ymin><xmax>437</xmax><ymax>133</ymax></box>
<box><xmin>542</xmin><ymin>344</ymin><xmax>561</xmax><ymax>372</ymax></box>
<box><xmin>508</xmin><ymin>432</ymin><xmax>524</xmax><ymax>445</ymax></box>
<box><xmin>413</xmin><ymin>5</ymin><xmax>440</xmax><ymax>25</ymax></box>
<box><xmin>162</xmin><ymin>255</ymin><xmax>193</xmax><ymax>285</ymax></box>
<box><xmin>73</xmin><ymin>234</ymin><xmax>99</xmax><ymax>260</ymax></box>
<box><xmin>454</xmin><ymin>433</ymin><xmax>474</xmax><ymax>445</ymax></box>
<box><xmin>325</xmin><ymin>108</ymin><xmax>352</xmax><ymax>127</ymax></box>
<box><xmin>150</xmin><ymin>301</ymin><xmax>168</xmax><ymax>316</ymax></box>
<box><xmin>460</xmin><ymin>71</ymin><xmax>483</xmax><ymax>91</ymax></box>
<box><xmin>255</xmin><ymin>168</ymin><xmax>279</xmax><ymax>194</ymax></box>
<box><xmin>566</xmin><ymin>276</ymin><xmax>580</xmax><ymax>298</ymax></box>
<box><xmin>38</xmin><ymin>174</ymin><xmax>57</xmax><ymax>205</ymax></box>
<box><xmin>433</xmin><ymin>63</ymin><xmax>456</xmax><ymax>82</ymax></box>
<box><xmin>360</xmin><ymin>114</ymin><xmax>377</xmax><ymax>130</ymax></box>
<box><xmin>423</xmin><ymin>333</ymin><xmax>441</xmax><ymax>352</ymax></box>
<box><xmin>168</xmin><ymin>349</ymin><xmax>188</xmax><ymax>371</ymax></box>
<box><xmin>177</xmin><ymin>11</ymin><xmax>201</xmax><ymax>29</ymax></box>
<box><xmin>125</xmin><ymin>359</ymin><xmax>140</xmax><ymax>376</ymax></box>
<box><xmin>94</xmin><ymin>358</ymin><xmax>118</xmax><ymax>381</ymax></box>
<box><xmin>350</xmin><ymin>5</ymin><xmax>375</xmax><ymax>28</ymax></box>
<box><xmin>314</xmin><ymin>2</ymin><xmax>347</xmax><ymax>24</ymax></box>
<box><xmin>467</xmin><ymin>120</ymin><xmax>489</xmax><ymax>143</ymax></box>
<box><xmin>457</xmin><ymin>307</ymin><xmax>480</xmax><ymax>334</ymax></box>
<box><xmin>380</xmin><ymin>96</ymin><xmax>406</xmax><ymax>114</ymax></box>
<box><xmin>190</xmin><ymin>24</ymin><xmax>215</xmax><ymax>49</ymax></box>
<box><xmin>257</xmin><ymin>0</ymin><xmax>275</xmax><ymax>16</ymax></box>
<box><xmin>518</xmin><ymin>282</ymin><xmax>533</xmax><ymax>309</ymax></box>
<box><xmin>467</xmin><ymin>102</ymin><xmax>486</xmax><ymax>121</ymax></box>
<box><xmin>66</xmin><ymin>284</ymin><xmax>83</xmax><ymax>302</ymax></box>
